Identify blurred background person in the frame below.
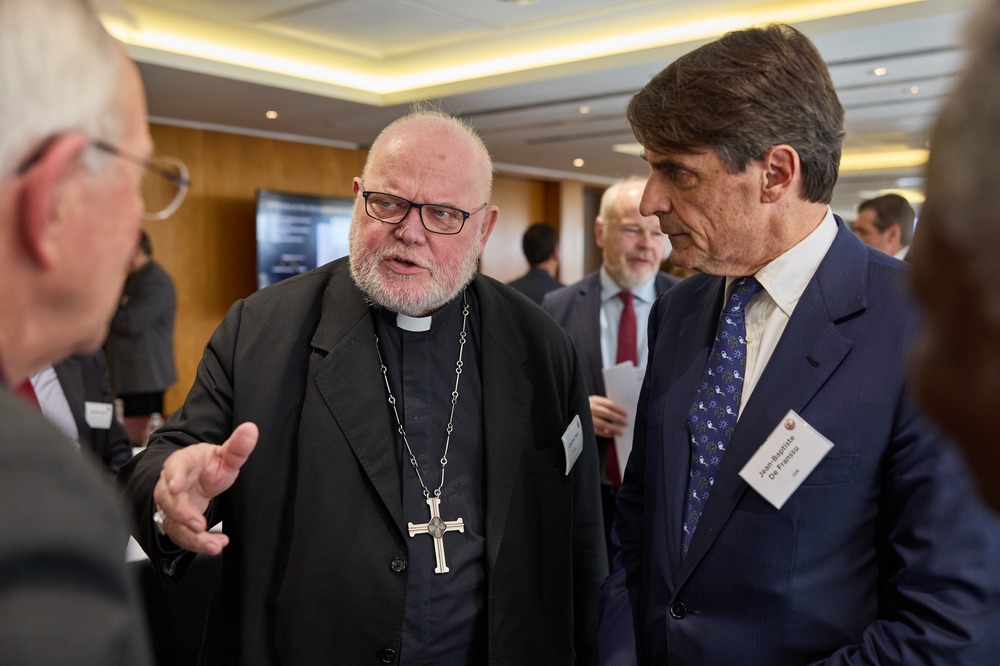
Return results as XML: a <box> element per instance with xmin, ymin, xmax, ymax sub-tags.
<box><xmin>27</xmin><ymin>351</ymin><xmax>133</xmax><ymax>476</ymax></box>
<box><xmin>911</xmin><ymin>0</ymin><xmax>1000</xmax><ymax>511</ymax></box>
<box><xmin>506</xmin><ymin>221</ymin><xmax>563</xmax><ymax>304</ymax></box>
<box><xmin>543</xmin><ymin>176</ymin><xmax>677</xmax><ymax>556</ymax></box>
<box><xmin>0</xmin><ymin>0</ymin><xmax>183</xmax><ymax>660</ymax></box>
<box><xmin>851</xmin><ymin>192</ymin><xmax>915</xmax><ymax>260</ymax></box>
<box><xmin>106</xmin><ymin>229</ymin><xmax>177</xmax><ymax>421</ymax></box>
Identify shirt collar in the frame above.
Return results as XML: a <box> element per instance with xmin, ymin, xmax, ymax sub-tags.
<box><xmin>732</xmin><ymin>207</ymin><xmax>838</xmax><ymax>317</ymax></box>
<box><xmin>599</xmin><ymin>266</ymin><xmax>659</xmax><ymax>304</ymax></box>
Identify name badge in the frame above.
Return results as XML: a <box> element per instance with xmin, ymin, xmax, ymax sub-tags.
<box><xmin>84</xmin><ymin>401</ymin><xmax>114</xmax><ymax>430</ymax></box>
<box><xmin>738</xmin><ymin>410</ymin><xmax>832</xmax><ymax>510</ymax></box>
<box><xmin>562</xmin><ymin>414</ymin><xmax>583</xmax><ymax>475</ymax></box>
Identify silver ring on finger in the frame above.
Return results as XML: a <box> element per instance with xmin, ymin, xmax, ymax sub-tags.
<box><xmin>153</xmin><ymin>505</ymin><xmax>167</xmax><ymax>536</ymax></box>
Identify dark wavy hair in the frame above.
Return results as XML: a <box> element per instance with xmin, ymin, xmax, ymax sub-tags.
<box><xmin>626</xmin><ymin>23</ymin><xmax>845</xmax><ymax>203</ymax></box>
<box><xmin>857</xmin><ymin>193</ymin><xmax>916</xmax><ymax>245</ymax></box>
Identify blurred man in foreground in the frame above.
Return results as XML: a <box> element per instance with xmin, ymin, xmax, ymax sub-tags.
<box><xmin>911</xmin><ymin>0</ymin><xmax>1000</xmax><ymax>511</ymax></box>
<box><xmin>0</xmin><ymin>0</ymin><xmax>182</xmax><ymax>661</ymax></box>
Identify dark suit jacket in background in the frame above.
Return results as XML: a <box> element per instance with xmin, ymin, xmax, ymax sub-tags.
<box><xmin>121</xmin><ymin>257</ymin><xmax>607</xmax><ymax>665</ymax></box>
<box><xmin>542</xmin><ymin>271</ymin><xmax>678</xmax><ymax>483</ymax></box>
<box><xmin>542</xmin><ymin>270</ymin><xmax>678</xmax><ymax>398</ymax></box>
<box><xmin>105</xmin><ymin>259</ymin><xmax>177</xmax><ymax>397</ymax></box>
<box><xmin>0</xmin><ymin>389</ymin><xmax>152</xmax><ymax>665</ymax></box>
<box><xmin>599</xmin><ymin>221</ymin><xmax>1000</xmax><ymax>664</ymax></box>
<box><xmin>506</xmin><ymin>266</ymin><xmax>563</xmax><ymax>305</ymax></box>
<box><xmin>54</xmin><ymin>351</ymin><xmax>133</xmax><ymax>474</ymax></box>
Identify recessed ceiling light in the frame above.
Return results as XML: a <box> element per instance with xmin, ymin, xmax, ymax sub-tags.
<box><xmin>872</xmin><ymin>67</ymin><xmax>888</xmax><ymax>77</ymax></box>
<box><xmin>578</xmin><ymin>105</ymin><xmax>591</xmax><ymax>115</ymax></box>
<box><xmin>573</xmin><ymin>158</ymin><xmax>585</xmax><ymax>168</ymax></box>
<box><xmin>265</xmin><ymin>110</ymin><xmax>278</xmax><ymax>119</ymax></box>
<box><xmin>908</xmin><ymin>86</ymin><xmax>920</xmax><ymax>95</ymax></box>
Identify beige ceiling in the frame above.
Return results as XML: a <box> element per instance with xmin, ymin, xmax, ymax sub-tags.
<box><xmin>105</xmin><ymin>0</ymin><xmax>980</xmax><ymax>218</ymax></box>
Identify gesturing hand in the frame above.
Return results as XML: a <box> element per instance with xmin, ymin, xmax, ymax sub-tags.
<box><xmin>152</xmin><ymin>421</ymin><xmax>259</xmax><ymax>554</ymax></box>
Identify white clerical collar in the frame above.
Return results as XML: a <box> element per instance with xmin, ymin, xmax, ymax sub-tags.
<box><xmin>396</xmin><ymin>313</ymin><xmax>432</xmax><ymax>332</ymax></box>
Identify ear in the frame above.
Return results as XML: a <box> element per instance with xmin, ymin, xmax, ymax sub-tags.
<box><xmin>478</xmin><ymin>205</ymin><xmax>499</xmax><ymax>248</ymax></box>
<box><xmin>760</xmin><ymin>144</ymin><xmax>798</xmax><ymax>204</ymax></box>
<box><xmin>886</xmin><ymin>223</ymin><xmax>901</xmax><ymax>246</ymax></box>
<box><xmin>594</xmin><ymin>217</ymin><xmax>605</xmax><ymax>249</ymax></box>
<box><xmin>17</xmin><ymin>133</ymin><xmax>90</xmax><ymax>268</ymax></box>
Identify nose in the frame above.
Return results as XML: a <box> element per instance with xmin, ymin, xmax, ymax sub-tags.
<box><xmin>394</xmin><ymin>207</ymin><xmax>427</xmax><ymax>244</ymax></box>
<box><xmin>640</xmin><ymin>182</ymin><xmax>671</xmax><ymax>220</ymax></box>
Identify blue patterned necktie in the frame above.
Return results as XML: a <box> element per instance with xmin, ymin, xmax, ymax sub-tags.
<box><xmin>682</xmin><ymin>276</ymin><xmax>762</xmax><ymax>557</ymax></box>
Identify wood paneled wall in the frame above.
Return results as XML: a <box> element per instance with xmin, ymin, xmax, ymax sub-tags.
<box><xmin>146</xmin><ymin>124</ymin><xmax>566</xmax><ymax>414</ymax></box>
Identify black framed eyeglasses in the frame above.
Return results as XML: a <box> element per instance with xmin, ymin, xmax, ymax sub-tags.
<box><xmin>16</xmin><ymin>136</ymin><xmax>191</xmax><ymax>221</ymax></box>
<box><xmin>362</xmin><ymin>188</ymin><xmax>487</xmax><ymax>235</ymax></box>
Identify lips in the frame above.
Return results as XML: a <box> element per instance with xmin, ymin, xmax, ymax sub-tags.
<box><xmin>384</xmin><ymin>253</ymin><xmax>427</xmax><ymax>275</ymax></box>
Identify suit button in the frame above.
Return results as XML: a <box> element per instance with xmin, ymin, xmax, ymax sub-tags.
<box><xmin>670</xmin><ymin>601</ymin><xmax>687</xmax><ymax>619</ymax></box>
<box><xmin>390</xmin><ymin>558</ymin><xmax>406</xmax><ymax>573</ymax></box>
<box><xmin>379</xmin><ymin>648</ymin><xmax>397</xmax><ymax>663</ymax></box>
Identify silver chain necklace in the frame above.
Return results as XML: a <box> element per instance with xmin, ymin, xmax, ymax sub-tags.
<box><xmin>373</xmin><ymin>293</ymin><xmax>469</xmax><ymax>574</ymax></box>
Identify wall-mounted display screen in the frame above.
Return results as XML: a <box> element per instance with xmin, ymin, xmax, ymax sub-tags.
<box><xmin>255</xmin><ymin>188</ymin><xmax>354</xmax><ymax>290</ymax></box>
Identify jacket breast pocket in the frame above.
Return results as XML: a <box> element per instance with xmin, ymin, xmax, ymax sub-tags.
<box><xmin>532</xmin><ymin>445</ymin><xmax>564</xmax><ymax>475</ymax></box>
<box><xmin>800</xmin><ymin>452</ymin><xmax>860</xmax><ymax>486</ymax></box>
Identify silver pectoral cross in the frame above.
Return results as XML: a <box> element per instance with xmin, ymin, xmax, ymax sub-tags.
<box><xmin>407</xmin><ymin>497</ymin><xmax>465</xmax><ymax>574</ymax></box>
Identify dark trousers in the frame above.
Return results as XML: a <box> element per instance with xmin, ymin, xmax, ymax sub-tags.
<box><xmin>601</xmin><ymin>482</ymin><xmax>617</xmax><ymax>570</ymax></box>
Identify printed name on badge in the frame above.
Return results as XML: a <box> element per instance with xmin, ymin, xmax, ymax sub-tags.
<box><xmin>84</xmin><ymin>401</ymin><xmax>114</xmax><ymax>430</ymax></box>
<box><xmin>738</xmin><ymin>409</ymin><xmax>833</xmax><ymax>509</ymax></box>
<box><xmin>562</xmin><ymin>414</ymin><xmax>583</xmax><ymax>475</ymax></box>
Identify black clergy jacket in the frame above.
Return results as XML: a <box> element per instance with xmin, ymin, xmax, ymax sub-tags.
<box><xmin>120</xmin><ymin>257</ymin><xmax>607</xmax><ymax>665</ymax></box>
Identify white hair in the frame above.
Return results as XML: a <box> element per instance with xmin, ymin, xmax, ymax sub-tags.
<box><xmin>925</xmin><ymin>0</ymin><xmax>1000</xmax><ymax>324</ymax></box>
<box><xmin>596</xmin><ymin>176</ymin><xmax>647</xmax><ymax>239</ymax></box>
<box><xmin>0</xmin><ymin>0</ymin><xmax>122</xmax><ymax>178</ymax></box>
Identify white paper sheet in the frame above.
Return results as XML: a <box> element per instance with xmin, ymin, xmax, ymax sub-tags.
<box><xmin>602</xmin><ymin>361</ymin><xmax>645</xmax><ymax>483</ymax></box>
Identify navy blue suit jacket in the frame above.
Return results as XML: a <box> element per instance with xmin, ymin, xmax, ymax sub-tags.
<box><xmin>599</xmin><ymin>221</ymin><xmax>1000</xmax><ymax>664</ymax></box>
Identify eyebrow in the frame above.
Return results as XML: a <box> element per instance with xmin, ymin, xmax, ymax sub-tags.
<box><xmin>647</xmin><ymin>155</ymin><xmax>698</xmax><ymax>174</ymax></box>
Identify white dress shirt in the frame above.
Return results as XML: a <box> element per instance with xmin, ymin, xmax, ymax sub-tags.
<box><xmin>728</xmin><ymin>208</ymin><xmax>838</xmax><ymax>416</ymax></box>
<box><xmin>598</xmin><ymin>268</ymin><xmax>659</xmax><ymax>370</ymax></box>
<box><xmin>30</xmin><ymin>365</ymin><xmax>80</xmax><ymax>448</ymax></box>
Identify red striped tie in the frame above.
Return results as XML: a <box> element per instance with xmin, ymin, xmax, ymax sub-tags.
<box><xmin>607</xmin><ymin>291</ymin><xmax>638</xmax><ymax>487</ymax></box>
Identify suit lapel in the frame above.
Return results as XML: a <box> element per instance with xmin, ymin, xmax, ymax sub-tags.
<box><xmin>574</xmin><ymin>274</ymin><xmax>605</xmax><ymax>395</ymax></box>
<box><xmin>52</xmin><ymin>358</ymin><xmax>87</xmax><ymax>436</ymax></box>
<box><xmin>677</xmin><ymin>224</ymin><xmax>867</xmax><ymax>583</ymax></box>
<box><xmin>309</xmin><ymin>270</ymin><xmax>406</xmax><ymax>537</ymax></box>
<box><xmin>476</xmin><ymin>279</ymin><xmax>534</xmax><ymax>568</ymax></box>
<box><xmin>660</xmin><ymin>277</ymin><xmax>726</xmax><ymax>579</ymax></box>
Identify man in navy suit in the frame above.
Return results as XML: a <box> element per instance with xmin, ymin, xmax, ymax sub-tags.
<box><xmin>598</xmin><ymin>24</ymin><xmax>1000</xmax><ymax>665</ymax></box>
<box><xmin>543</xmin><ymin>177</ymin><xmax>677</xmax><ymax>554</ymax></box>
